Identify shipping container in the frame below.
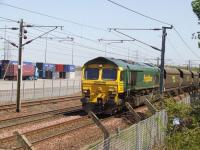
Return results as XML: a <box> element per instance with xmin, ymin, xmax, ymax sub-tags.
<box><xmin>54</xmin><ymin>72</ymin><xmax>60</xmax><ymax>79</ymax></box>
<box><xmin>45</xmin><ymin>70</ymin><xmax>53</xmax><ymax>79</ymax></box>
<box><xmin>36</xmin><ymin>62</ymin><xmax>44</xmax><ymax>71</ymax></box>
<box><xmin>0</xmin><ymin>64</ymin><xmax>2</xmax><ymax>79</ymax></box>
<box><xmin>63</xmin><ymin>65</ymin><xmax>75</xmax><ymax>72</ymax></box>
<box><xmin>55</xmin><ymin>64</ymin><xmax>64</xmax><ymax>72</ymax></box>
<box><xmin>36</xmin><ymin>63</ymin><xmax>55</xmax><ymax>79</ymax></box>
<box><xmin>3</xmin><ymin>63</ymin><xmax>35</xmax><ymax>80</ymax></box>
<box><xmin>59</xmin><ymin>72</ymin><xmax>66</xmax><ymax>79</ymax></box>
<box><xmin>36</xmin><ymin>62</ymin><xmax>45</xmax><ymax>78</ymax></box>
<box><xmin>34</xmin><ymin>66</ymin><xmax>39</xmax><ymax>80</ymax></box>
<box><xmin>1</xmin><ymin>60</ymin><xmax>18</xmax><ymax>65</ymax></box>
<box><xmin>0</xmin><ymin>60</ymin><xmax>35</xmax><ymax>80</ymax></box>
<box><xmin>66</xmin><ymin>72</ymin><xmax>75</xmax><ymax>79</ymax></box>
<box><xmin>38</xmin><ymin>70</ymin><xmax>45</xmax><ymax>79</ymax></box>
<box><xmin>44</xmin><ymin>63</ymin><xmax>55</xmax><ymax>72</ymax></box>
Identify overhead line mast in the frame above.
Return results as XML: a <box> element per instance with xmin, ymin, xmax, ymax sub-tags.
<box><xmin>15</xmin><ymin>19</ymin><xmax>63</xmax><ymax>112</ymax></box>
<box><xmin>109</xmin><ymin>26</ymin><xmax>173</xmax><ymax>95</ymax></box>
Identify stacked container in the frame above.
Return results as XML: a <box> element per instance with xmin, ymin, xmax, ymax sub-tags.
<box><xmin>55</xmin><ymin>64</ymin><xmax>65</xmax><ymax>79</ymax></box>
<box><xmin>23</xmin><ymin>61</ymin><xmax>35</xmax><ymax>80</ymax></box>
<box><xmin>36</xmin><ymin>62</ymin><xmax>45</xmax><ymax>79</ymax></box>
<box><xmin>2</xmin><ymin>60</ymin><xmax>18</xmax><ymax>80</ymax></box>
<box><xmin>45</xmin><ymin>63</ymin><xmax>55</xmax><ymax>79</ymax></box>
<box><xmin>64</xmin><ymin>64</ymin><xmax>75</xmax><ymax>79</ymax></box>
<box><xmin>2</xmin><ymin>60</ymin><xmax>35</xmax><ymax>80</ymax></box>
<box><xmin>0</xmin><ymin>60</ymin><xmax>76</xmax><ymax>80</ymax></box>
<box><xmin>0</xmin><ymin>61</ymin><xmax>2</xmax><ymax>79</ymax></box>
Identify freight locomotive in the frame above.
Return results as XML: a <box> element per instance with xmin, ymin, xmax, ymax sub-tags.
<box><xmin>80</xmin><ymin>57</ymin><xmax>199</xmax><ymax>114</ymax></box>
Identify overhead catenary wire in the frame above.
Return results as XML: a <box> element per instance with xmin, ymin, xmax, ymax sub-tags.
<box><xmin>4</xmin><ymin>21</ymin><xmax>160</xmax><ymax>60</ymax></box>
<box><xmin>24</xmin><ymin>17</ymin><xmax>161</xmax><ymax>58</ymax></box>
<box><xmin>0</xmin><ymin>2</ymin><xmax>107</xmax><ymax>32</ymax></box>
<box><xmin>32</xmin><ymin>26</ymin><xmax>139</xmax><ymax>54</ymax></box>
<box><xmin>112</xmin><ymin>29</ymin><xmax>161</xmax><ymax>51</ymax></box>
<box><xmin>173</xmin><ymin>27</ymin><xmax>200</xmax><ymax>59</ymax></box>
<box><xmin>12</xmin><ymin>28</ymin><xmax>155</xmax><ymax>62</ymax></box>
<box><xmin>0</xmin><ymin>16</ymin><xmax>18</xmax><ymax>23</ymax></box>
<box><xmin>22</xmin><ymin>30</ymin><xmax>135</xmax><ymax>60</ymax></box>
<box><xmin>106</xmin><ymin>0</ymin><xmax>172</xmax><ymax>26</ymax></box>
<box><xmin>29</xmin><ymin>27</ymin><xmax>136</xmax><ymax>58</ymax></box>
<box><xmin>0</xmin><ymin>22</ymin><xmax>163</xmax><ymax>63</ymax></box>
<box><xmin>1</xmin><ymin>1</ymin><xmax>195</xmax><ymax>65</ymax></box>
<box><xmin>166</xmin><ymin>37</ymin><xmax>184</xmax><ymax>60</ymax></box>
<box><xmin>0</xmin><ymin>1</ymin><xmax>167</xmax><ymax>57</ymax></box>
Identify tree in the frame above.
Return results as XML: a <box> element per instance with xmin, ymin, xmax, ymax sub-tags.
<box><xmin>192</xmin><ymin>0</ymin><xmax>200</xmax><ymax>47</ymax></box>
<box><xmin>192</xmin><ymin>0</ymin><xmax>200</xmax><ymax>20</ymax></box>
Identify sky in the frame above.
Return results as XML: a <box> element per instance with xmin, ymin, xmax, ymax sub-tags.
<box><xmin>0</xmin><ymin>0</ymin><xmax>199</xmax><ymax>67</ymax></box>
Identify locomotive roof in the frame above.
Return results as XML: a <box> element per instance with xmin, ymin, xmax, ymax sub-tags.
<box><xmin>178</xmin><ymin>68</ymin><xmax>192</xmax><ymax>75</ymax></box>
<box><xmin>164</xmin><ymin>67</ymin><xmax>180</xmax><ymax>75</ymax></box>
<box><xmin>84</xmin><ymin>57</ymin><xmax>160</xmax><ymax>71</ymax></box>
<box><xmin>191</xmin><ymin>71</ymin><xmax>199</xmax><ymax>76</ymax></box>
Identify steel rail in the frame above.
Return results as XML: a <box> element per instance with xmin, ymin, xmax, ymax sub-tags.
<box><xmin>0</xmin><ymin>105</ymin><xmax>82</xmax><ymax>130</ymax></box>
<box><xmin>0</xmin><ymin>95</ymin><xmax>81</xmax><ymax>111</ymax></box>
<box><xmin>13</xmin><ymin>116</ymin><xmax>115</xmax><ymax>150</ymax></box>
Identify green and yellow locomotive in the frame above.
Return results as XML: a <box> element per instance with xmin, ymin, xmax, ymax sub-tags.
<box><xmin>81</xmin><ymin>57</ymin><xmax>160</xmax><ymax>114</ymax></box>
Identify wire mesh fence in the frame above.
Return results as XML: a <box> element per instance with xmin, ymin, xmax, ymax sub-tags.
<box><xmin>0</xmin><ymin>79</ymin><xmax>81</xmax><ymax>105</ymax></box>
<box><xmin>190</xmin><ymin>92</ymin><xmax>200</xmax><ymax>104</ymax></box>
<box><xmin>177</xmin><ymin>94</ymin><xmax>191</xmax><ymax>104</ymax></box>
<box><xmin>88</xmin><ymin>110</ymin><xmax>167</xmax><ymax>150</ymax></box>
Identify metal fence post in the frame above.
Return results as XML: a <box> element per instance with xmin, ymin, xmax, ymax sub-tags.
<box><xmin>23</xmin><ymin>81</ymin><xmax>25</xmax><ymax>100</ymax></box>
<box><xmin>66</xmin><ymin>79</ymin><xmax>68</xmax><ymax>95</ymax></box>
<box><xmin>125</xmin><ymin>102</ymin><xmax>141</xmax><ymax>122</ymax></box>
<box><xmin>14</xmin><ymin>131</ymin><xmax>35</xmax><ymax>150</ymax></box>
<box><xmin>144</xmin><ymin>98</ymin><xmax>158</xmax><ymax>114</ymax></box>
<box><xmin>155</xmin><ymin>112</ymin><xmax>160</xmax><ymax>146</ymax></box>
<box><xmin>43</xmin><ymin>80</ymin><xmax>45</xmax><ymax>97</ymax></box>
<box><xmin>51</xmin><ymin>79</ymin><xmax>54</xmax><ymax>97</ymax></box>
<box><xmin>89</xmin><ymin>111</ymin><xmax>110</xmax><ymax>150</ymax></box>
<box><xmin>136</xmin><ymin>122</ymin><xmax>141</xmax><ymax>150</ymax></box>
<box><xmin>11</xmin><ymin>80</ymin><xmax>14</xmax><ymax>103</ymax></box>
<box><xmin>73</xmin><ymin>79</ymin><xmax>75</xmax><ymax>94</ymax></box>
<box><xmin>33</xmin><ymin>79</ymin><xmax>35</xmax><ymax>99</ymax></box>
<box><xmin>59</xmin><ymin>78</ymin><xmax>61</xmax><ymax>97</ymax></box>
<box><xmin>79</xmin><ymin>79</ymin><xmax>81</xmax><ymax>91</ymax></box>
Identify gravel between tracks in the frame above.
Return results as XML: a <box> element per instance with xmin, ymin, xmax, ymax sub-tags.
<box><xmin>0</xmin><ymin>115</ymin><xmax>81</xmax><ymax>139</ymax></box>
<box><xmin>0</xmin><ymin>99</ymin><xmax>81</xmax><ymax>120</ymax></box>
<box><xmin>33</xmin><ymin>117</ymin><xmax>129</xmax><ymax>150</ymax></box>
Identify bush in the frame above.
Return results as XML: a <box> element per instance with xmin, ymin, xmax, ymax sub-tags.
<box><xmin>164</xmin><ymin>98</ymin><xmax>200</xmax><ymax>150</ymax></box>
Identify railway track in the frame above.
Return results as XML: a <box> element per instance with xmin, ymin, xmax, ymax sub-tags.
<box><xmin>0</xmin><ymin>95</ymin><xmax>81</xmax><ymax>111</ymax></box>
<box><xmin>0</xmin><ymin>105</ymin><xmax>82</xmax><ymax>130</ymax></box>
<box><xmin>0</xmin><ymin>115</ymin><xmax>114</xmax><ymax>149</ymax></box>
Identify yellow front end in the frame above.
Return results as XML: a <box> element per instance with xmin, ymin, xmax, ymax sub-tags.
<box><xmin>81</xmin><ymin>64</ymin><xmax>124</xmax><ymax>113</ymax></box>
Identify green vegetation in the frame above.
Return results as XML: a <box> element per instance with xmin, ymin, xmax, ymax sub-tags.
<box><xmin>192</xmin><ymin>0</ymin><xmax>200</xmax><ymax>20</ymax></box>
<box><xmin>192</xmin><ymin>0</ymin><xmax>200</xmax><ymax>47</ymax></box>
<box><xmin>164</xmin><ymin>98</ymin><xmax>200</xmax><ymax>150</ymax></box>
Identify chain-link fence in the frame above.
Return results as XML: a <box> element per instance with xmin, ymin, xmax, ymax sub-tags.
<box><xmin>177</xmin><ymin>94</ymin><xmax>191</xmax><ymax>104</ymax></box>
<box><xmin>190</xmin><ymin>92</ymin><xmax>200</xmax><ymax>104</ymax></box>
<box><xmin>88</xmin><ymin>110</ymin><xmax>167</xmax><ymax>150</ymax></box>
<box><xmin>0</xmin><ymin>79</ymin><xmax>81</xmax><ymax>105</ymax></box>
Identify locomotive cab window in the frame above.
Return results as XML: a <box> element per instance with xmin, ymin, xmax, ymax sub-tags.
<box><xmin>84</xmin><ymin>68</ymin><xmax>99</xmax><ymax>80</ymax></box>
<box><xmin>120</xmin><ymin>71</ymin><xmax>124</xmax><ymax>81</ymax></box>
<box><xmin>102</xmin><ymin>68</ymin><xmax>117</xmax><ymax>80</ymax></box>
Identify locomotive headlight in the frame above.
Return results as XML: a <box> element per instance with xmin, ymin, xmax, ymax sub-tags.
<box><xmin>83</xmin><ymin>90</ymin><xmax>88</xmax><ymax>93</ymax></box>
<box><xmin>108</xmin><ymin>87</ymin><xmax>117</xmax><ymax>95</ymax></box>
<box><xmin>83</xmin><ymin>89</ymin><xmax>90</xmax><ymax>95</ymax></box>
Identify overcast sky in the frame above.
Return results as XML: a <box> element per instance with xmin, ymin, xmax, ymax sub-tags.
<box><xmin>0</xmin><ymin>0</ymin><xmax>199</xmax><ymax>67</ymax></box>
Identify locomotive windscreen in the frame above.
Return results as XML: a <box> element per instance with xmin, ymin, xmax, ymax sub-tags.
<box><xmin>84</xmin><ymin>68</ymin><xmax>99</xmax><ymax>80</ymax></box>
<box><xmin>102</xmin><ymin>68</ymin><xmax>117</xmax><ymax>80</ymax></box>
